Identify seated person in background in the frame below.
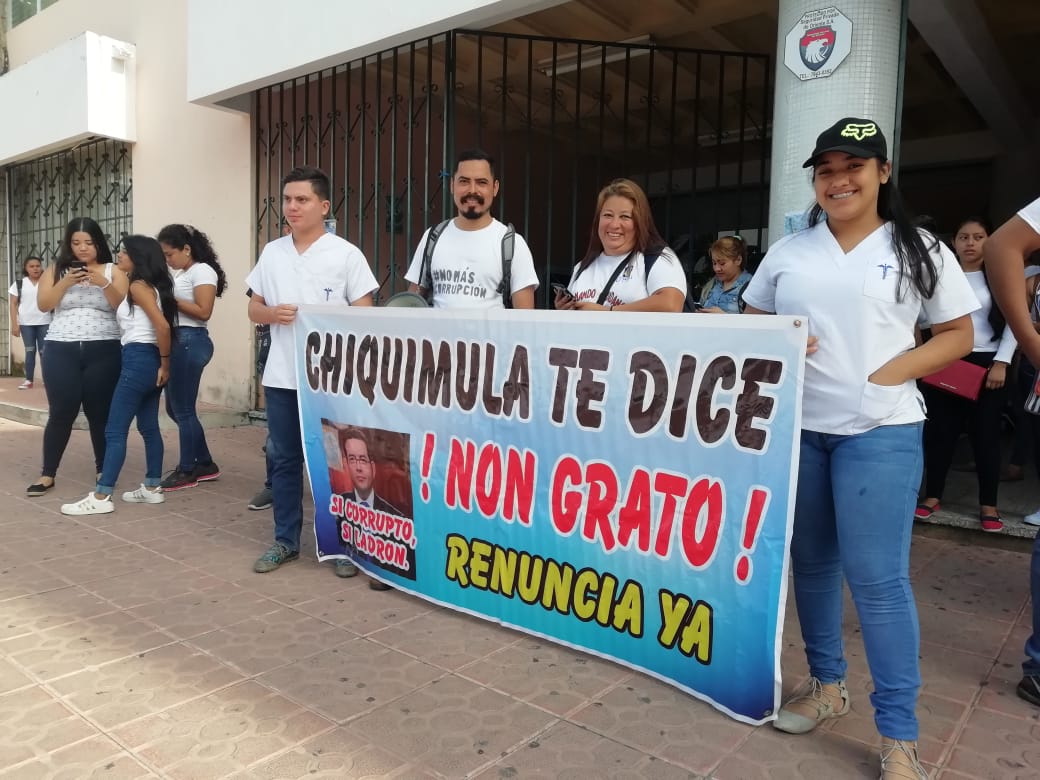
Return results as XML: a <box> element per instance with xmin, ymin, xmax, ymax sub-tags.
<box><xmin>699</xmin><ymin>236</ymin><xmax>753</xmax><ymax>313</ymax></box>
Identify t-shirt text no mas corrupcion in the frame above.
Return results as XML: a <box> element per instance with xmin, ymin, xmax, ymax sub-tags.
<box><xmin>432</xmin><ymin>267</ymin><xmax>489</xmax><ymax>300</ymax></box>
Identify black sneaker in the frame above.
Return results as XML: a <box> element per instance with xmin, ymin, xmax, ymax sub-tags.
<box><xmin>247</xmin><ymin>487</ymin><xmax>273</xmax><ymax>511</ymax></box>
<box><xmin>160</xmin><ymin>468</ymin><xmax>199</xmax><ymax>491</ymax></box>
<box><xmin>1018</xmin><ymin>675</ymin><xmax>1040</xmax><ymax>707</ymax></box>
<box><xmin>194</xmin><ymin>461</ymin><xmax>221</xmax><ymax>482</ymax></box>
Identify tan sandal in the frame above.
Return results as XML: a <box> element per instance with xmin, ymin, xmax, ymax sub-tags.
<box><xmin>773</xmin><ymin>677</ymin><xmax>850</xmax><ymax>734</ymax></box>
<box><xmin>879</xmin><ymin>739</ymin><xmax>928</xmax><ymax>779</ymax></box>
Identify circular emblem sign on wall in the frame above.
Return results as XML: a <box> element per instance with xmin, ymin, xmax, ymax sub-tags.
<box><xmin>784</xmin><ymin>6</ymin><xmax>853</xmax><ymax>81</ymax></box>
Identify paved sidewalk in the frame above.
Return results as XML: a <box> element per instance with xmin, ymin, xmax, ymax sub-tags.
<box><xmin>0</xmin><ymin>416</ymin><xmax>1037</xmax><ymax>779</ymax></box>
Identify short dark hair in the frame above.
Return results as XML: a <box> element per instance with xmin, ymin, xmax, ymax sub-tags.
<box><xmin>455</xmin><ymin>149</ymin><xmax>496</xmax><ymax>180</ymax></box>
<box><xmin>282</xmin><ymin>166</ymin><xmax>331</xmax><ymax>201</ymax></box>
<box><xmin>954</xmin><ymin>216</ymin><xmax>993</xmax><ymax>236</ymax></box>
<box><xmin>339</xmin><ymin>426</ymin><xmax>371</xmax><ymax>454</ymax></box>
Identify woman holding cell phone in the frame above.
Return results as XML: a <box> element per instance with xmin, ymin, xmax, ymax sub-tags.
<box><xmin>554</xmin><ymin>178</ymin><xmax>686</xmax><ymax>313</ymax></box>
<box><xmin>27</xmin><ymin>217</ymin><xmax>128</xmax><ymax>497</ymax></box>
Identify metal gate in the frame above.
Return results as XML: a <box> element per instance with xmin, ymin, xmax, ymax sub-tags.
<box><xmin>2</xmin><ymin>139</ymin><xmax>133</xmax><ymax>375</ymax></box>
<box><xmin>254</xmin><ymin>30</ymin><xmax>771</xmax><ymax>303</ymax></box>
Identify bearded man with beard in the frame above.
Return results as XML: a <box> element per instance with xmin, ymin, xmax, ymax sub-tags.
<box><xmin>406</xmin><ymin>149</ymin><xmax>539</xmax><ymax>309</ymax></box>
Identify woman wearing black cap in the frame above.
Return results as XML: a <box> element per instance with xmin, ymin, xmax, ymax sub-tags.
<box><xmin>743</xmin><ymin>117</ymin><xmax>978</xmax><ymax>779</ymax></box>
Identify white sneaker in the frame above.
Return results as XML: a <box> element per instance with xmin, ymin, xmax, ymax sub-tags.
<box><xmin>122</xmin><ymin>484</ymin><xmax>165</xmax><ymax>504</ymax></box>
<box><xmin>1024</xmin><ymin>508</ymin><xmax>1040</xmax><ymax>527</ymax></box>
<box><xmin>17</xmin><ymin>380</ymin><xmax>32</xmax><ymax>390</ymax></box>
<box><xmin>61</xmin><ymin>493</ymin><xmax>114</xmax><ymax>516</ymax></box>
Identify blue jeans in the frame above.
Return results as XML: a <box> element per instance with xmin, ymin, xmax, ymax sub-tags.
<box><xmin>1026</xmin><ymin>534</ymin><xmax>1040</xmax><ymax>677</ymax></box>
<box><xmin>265</xmin><ymin>386</ymin><xmax>303</xmax><ymax>551</ymax></box>
<box><xmin>97</xmin><ymin>343</ymin><xmax>163</xmax><ymax>495</ymax></box>
<box><xmin>166</xmin><ymin>327</ymin><xmax>215</xmax><ymax>471</ymax></box>
<box><xmin>20</xmin><ymin>324</ymin><xmax>49</xmax><ymax>382</ymax></box>
<box><xmin>792</xmin><ymin>423</ymin><xmax>924</xmax><ymax>741</ymax></box>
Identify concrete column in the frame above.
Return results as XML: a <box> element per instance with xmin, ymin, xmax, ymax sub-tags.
<box><xmin>767</xmin><ymin>0</ymin><xmax>904</xmax><ymax>246</ymax></box>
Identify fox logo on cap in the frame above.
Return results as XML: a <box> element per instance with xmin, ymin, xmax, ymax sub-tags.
<box><xmin>839</xmin><ymin>122</ymin><xmax>879</xmax><ymax>142</ymax></box>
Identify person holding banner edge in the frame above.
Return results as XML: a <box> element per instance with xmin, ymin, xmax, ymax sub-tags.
<box><xmin>246</xmin><ymin>166</ymin><xmax>378</xmax><ymax>579</ymax></box>
<box><xmin>742</xmin><ymin>117</ymin><xmax>977</xmax><ymax>780</ymax></box>
<box><xmin>980</xmin><ymin>197</ymin><xmax>1040</xmax><ymax>709</ymax></box>
<box><xmin>554</xmin><ymin>178</ymin><xmax>686</xmax><ymax>313</ymax></box>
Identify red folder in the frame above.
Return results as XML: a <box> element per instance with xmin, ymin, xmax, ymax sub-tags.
<box><xmin>921</xmin><ymin>360</ymin><xmax>987</xmax><ymax>401</ymax></box>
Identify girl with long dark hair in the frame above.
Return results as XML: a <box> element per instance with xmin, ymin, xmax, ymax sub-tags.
<box><xmin>61</xmin><ymin>236</ymin><xmax>177</xmax><ymax>515</ymax></box>
<box><xmin>742</xmin><ymin>118</ymin><xmax>977</xmax><ymax>779</ymax></box>
<box><xmin>916</xmin><ymin>218</ymin><xmax>1014</xmax><ymax>531</ymax></box>
<box><xmin>156</xmin><ymin>224</ymin><xmax>227</xmax><ymax>490</ymax></box>
<box><xmin>28</xmin><ymin>218</ymin><xmax>128</xmax><ymax>496</ymax></box>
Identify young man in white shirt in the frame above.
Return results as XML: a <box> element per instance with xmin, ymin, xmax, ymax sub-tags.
<box><xmin>405</xmin><ymin>149</ymin><xmax>539</xmax><ymax>309</ymax></box>
<box><xmin>983</xmin><ymin>196</ymin><xmax>1040</xmax><ymax>708</ymax></box>
<box><xmin>246</xmin><ymin>166</ymin><xmax>378</xmax><ymax>577</ymax></box>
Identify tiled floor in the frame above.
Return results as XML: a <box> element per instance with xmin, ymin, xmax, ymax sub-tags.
<box><xmin>0</xmin><ymin>415</ymin><xmax>1037</xmax><ymax>779</ymax></box>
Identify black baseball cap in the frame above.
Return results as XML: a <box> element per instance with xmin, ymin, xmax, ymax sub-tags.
<box><xmin>802</xmin><ymin>117</ymin><xmax>888</xmax><ymax>168</ymax></box>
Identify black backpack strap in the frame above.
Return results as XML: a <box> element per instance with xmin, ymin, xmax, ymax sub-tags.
<box><xmin>595</xmin><ymin>251</ymin><xmax>635</xmax><ymax>306</ymax></box>
<box><xmin>496</xmin><ymin>223</ymin><xmax>515</xmax><ymax>308</ymax></box>
<box><xmin>643</xmin><ymin>247</ymin><xmax>699</xmax><ymax>312</ymax></box>
<box><xmin>418</xmin><ymin>219</ymin><xmax>451</xmax><ymax>301</ymax></box>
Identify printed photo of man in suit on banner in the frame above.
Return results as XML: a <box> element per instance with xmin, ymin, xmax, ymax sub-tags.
<box><xmin>322</xmin><ymin>421</ymin><xmax>417</xmax><ymax>580</ymax></box>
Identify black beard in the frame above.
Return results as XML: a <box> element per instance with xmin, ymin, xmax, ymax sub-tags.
<box><xmin>460</xmin><ymin>206</ymin><xmax>484</xmax><ymax>220</ymax></box>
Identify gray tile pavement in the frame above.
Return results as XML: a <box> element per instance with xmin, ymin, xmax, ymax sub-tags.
<box><xmin>0</xmin><ymin>387</ymin><xmax>1037</xmax><ymax>778</ymax></box>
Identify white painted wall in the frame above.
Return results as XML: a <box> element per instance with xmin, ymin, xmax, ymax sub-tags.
<box><xmin>0</xmin><ymin>32</ymin><xmax>135</xmax><ymax>166</ymax></box>
<box><xmin>186</xmin><ymin>0</ymin><xmax>564</xmax><ymax>104</ymax></box>
<box><xmin>6</xmin><ymin>0</ymin><xmax>254</xmax><ymax>411</ymax></box>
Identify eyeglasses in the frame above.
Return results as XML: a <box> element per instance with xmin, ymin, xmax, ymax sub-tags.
<box><xmin>346</xmin><ymin>455</ymin><xmax>371</xmax><ymax>465</ymax></box>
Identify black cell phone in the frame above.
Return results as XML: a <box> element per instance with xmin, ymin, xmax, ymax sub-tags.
<box><xmin>69</xmin><ymin>261</ymin><xmax>87</xmax><ymax>270</ymax></box>
<box><xmin>551</xmin><ymin>282</ymin><xmax>573</xmax><ymax>300</ymax></box>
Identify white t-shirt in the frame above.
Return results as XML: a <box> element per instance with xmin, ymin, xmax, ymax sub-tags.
<box><xmin>1020</xmin><ymin>197</ymin><xmax>1040</xmax><ymax>234</ymax></box>
<box><xmin>404</xmin><ymin>218</ymin><xmax>539</xmax><ymax>309</ymax></box>
<box><xmin>245</xmin><ymin>233</ymin><xmax>378</xmax><ymax>390</ymax></box>
<box><xmin>172</xmin><ymin>263</ymin><xmax>218</xmax><ymax>328</ymax></box>
<box><xmin>743</xmin><ymin>222</ymin><xmax>979</xmax><ymax>435</ymax></box>
<box><xmin>9</xmin><ymin>278</ymin><xmax>52</xmax><ymax>326</ymax></box>
<box><xmin>963</xmin><ymin>271</ymin><xmax>1017</xmax><ymax>362</ymax></box>
<box><xmin>117</xmin><ymin>288</ymin><xmax>161</xmax><ymax>346</ymax></box>
<box><xmin>568</xmin><ymin>248</ymin><xmax>687</xmax><ymax>307</ymax></box>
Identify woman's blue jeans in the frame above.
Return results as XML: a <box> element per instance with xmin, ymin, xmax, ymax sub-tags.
<box><xmin>1026</xmin><ymin>533</ymin><xmax>1040</xmax><ymax>677</ymax></box>
<box><xmin>20</xmin><ymin>324</ymin><xmax>48</xmax><ymax>382</ymax></box>
<box><xmin>97</xmin><ymin>343</ymin><xmax>163</xmax><ymax>494</ymax></box>
<box><xmin>165</xmin><ymin>326</ymin><xmax>214</xmax><ymax>471</ymax></box>
<box><xmin>792</xmin><ymin>423</ymin><xmax>924</xmax><ymax>741</ymax></box>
